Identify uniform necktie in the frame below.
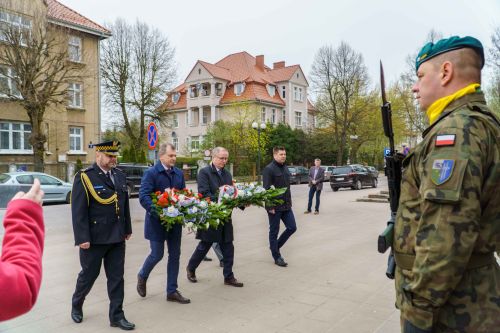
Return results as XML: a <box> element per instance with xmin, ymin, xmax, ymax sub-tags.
<box><xmin>106</xmin><ymin>171</ymin><xmax>114</xmax><ymax>185</ymax></box>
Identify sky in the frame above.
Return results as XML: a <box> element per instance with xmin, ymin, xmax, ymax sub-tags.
<box><xmin>60</xmin><ymin>0</ymin><xmax>499</xmax><ymax>90</ymax></box>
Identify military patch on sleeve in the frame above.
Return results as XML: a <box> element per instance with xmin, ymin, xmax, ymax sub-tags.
<box><xmin>435</xmin><ymin>134</ymin><xmax>456</xmax><ymax>146</ymax></box>
<box><xmin>431</xmin><ymin>159</ymin><xmax>455</xmax><ymax>185</ymax></box>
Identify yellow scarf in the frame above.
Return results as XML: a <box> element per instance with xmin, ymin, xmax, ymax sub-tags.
<box><xmin>426</xmin><ymin>83</ymin><xmax>480</xmax><ymax>124</ymax></box>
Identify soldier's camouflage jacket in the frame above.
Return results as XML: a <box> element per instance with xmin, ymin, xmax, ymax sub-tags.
<box><xmin>394</xmin><ymin>91</ymin><xmax>500</xmax><ymax>332</ymax></box>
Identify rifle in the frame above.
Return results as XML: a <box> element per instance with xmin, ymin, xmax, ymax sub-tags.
<box><xmin>378</xmin><ymin>62</ymin><xmax>404</xmax><ymax>279</ymax></box>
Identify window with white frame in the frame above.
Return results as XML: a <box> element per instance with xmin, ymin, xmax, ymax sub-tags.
<box><xmin>261</xmin><ymin>107</ymin><xmax>266</xmax><ymax>123</ymax></box>
<box><xmin>234</xmin><ymin>83</ymin><xmax>245</xmax><ymax>96</ymax></box>
<box><xmin>185</xmin><ymin>137</ymin><xmax>190</xmax><ymax>150</ymax></box>
<box><xmin>172</xmin><ymin>114</ymin><xmax>178</xmax><ymax>128</ymax></box>
<box><xmin>215</xmin><ymin>83</ymin><xmax>223</xmax><ymax>96</ymax></box>
<box><xmin>0</xmin><ymin>66</ymin><xmax>21</xmax><ymax>98</ymax></box>
<box><xmin>202</xmin><ymin>109</ymin><xmax>209</xmax><ymax>125</ymax></box>
<box><xmin>0</xmin><ymin>121</ymin><xmax>32</xmax><ymax>152</ymax></box>
<box><xmin>295</xmin><ymin>111</ymin><xmax>302</xmax><ymax>127</ymax></box>
<box><xmin>293</xmin><ymin>86</ymin><xmax>303</xmax><ymax>102</ymax></box>
<box><xmin>282</xmin><ymin>109</ymin><xmax>286</xmax><ymax>123</ymax></box>
<box><xmin>68</xmin><ymin>36</ymin><xmax>82</xmax><ymax>62</ymax></box>
<box><xmin>172</xmin><ymin>92</ymin><xmax>180</xmax><ymax>104</ymax></box>
<box><xmin>185</xmin><ymin>112</ymin><xmax>189</xmax><ymax>127</ymax></box>
<box><xmin>173</xmin><ymin>137</ymin><xmax>178</xmax><ymax>151</ymax></box>
<box><xmin>281</xmin><ymin>85</ymin><xmax>286</xmax><ymax>99</ymax></box>
<box><xmin>0</xmin><ymin>10</ymin><xmax>32</xmax><ymax>45</ymax></box>
<box><xmin>271</xmin><ymin>109</ymin><xmax>276</xmax><ymax>124</ymax></box>
<box><xmin>267</xmin><ymin>84</ymin><xmax>276</xmax><ymax>97</ymax></box>
<box><xmin>69</xmin><ymin>127</ymin><xmax>83</xmax><ymax>152</ymax></box>
<box><xmin>191</xmin><ymin>136</ymin><xmax>200</xmax><ymax>151</ymax></box>
<box><xmin>68</xmin><ymin>83</ymin><xmax>83</xmax><ymax>108</ymax></box>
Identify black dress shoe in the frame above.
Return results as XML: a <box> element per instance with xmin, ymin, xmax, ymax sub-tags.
<box><xmin>224</xmin><ymin>276</ymin><xmax>244</xmax><ymax>287</ymax></box>
<box><xmin>186</xmin><ymin>267</ymin><xmax>197</xmax><ymax>283</ymax></box>
<box><xmin>203</xmin><ymin>256</ymin><xmax>213</xmax><ymax>261</ymax></box>
<box><xmin>167</xmin><ymin>290</ymin><xmax>191</xmax><ymax>304</ymax></box>
<box><xmin>137</xmin><ymin>274</ymin><xmax>146</xmax><ymax>297</ymax></box>
<box><xmin>71</xmin><ymin>307</ymin><xmax>83</xmax><ymax>323</ymax></box>
<box><xmin>110</xmin><ymin>318</ymin><xmax>135</xmax><ymax>330</ymax></box>
<box><xmin>274</xmin><ymin>257</ymin><xmax>288</xmax><ymax>267</ymax></box>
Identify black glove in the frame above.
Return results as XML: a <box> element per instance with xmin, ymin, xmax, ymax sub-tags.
<box><xmin>403</xmin><ymin>320</ymin><xmax>432</xmax><ymax>333</ymax></box>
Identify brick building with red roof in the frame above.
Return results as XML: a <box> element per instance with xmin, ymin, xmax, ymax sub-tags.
<box><xmin>159</xmin><ymin>52</ymin><xmax>315</xmax><ymax>155</ymax></box>
<box><xmin>0</xmin><ymin>0</ymin><xmax>110</xmax><ymax>179</ymax></box>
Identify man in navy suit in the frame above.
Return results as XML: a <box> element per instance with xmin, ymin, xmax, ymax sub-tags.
<box><xmin>136</xmin><ymin>143</ymin><xmax>190</xmax><ymax>304</ymax></box>
<box><xmin>186</xmin><ymin>147</ymin><xmax>244</xmax><ymax>287</ymax></box>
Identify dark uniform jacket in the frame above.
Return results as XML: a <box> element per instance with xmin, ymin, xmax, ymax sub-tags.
<box><xmin>262</xmin><ymin>159</ymin><xmax>292</xmax><ymax>211</ymax></box>
<box><xmin>139</xmin><ymin>162</ymin><xmax>185</xmax><ymax>241</ymax></box>
<box><xmin>196</xmin><ymin>164</ymin><xmax>234</xmax><ymax>243</ymax></box>
<box><xmin>71</xmin><ymin>163</ymin><xmax>132</xmax><ymax>245</ymax></box>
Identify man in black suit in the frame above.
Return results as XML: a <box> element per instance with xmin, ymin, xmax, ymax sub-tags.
<box><xmin>70</xmin><ymin>141</ymin><xmax>135</xmax><ymax>331</ymax></box>
<box><xmin>305</xmin><ymin>158</ymin><xmax>325</xmax><ymax>215</ymax></box>
<box><xmin>186</xmin><ymin>147</ymin><xmax>244</xmax><ymax>287</ymax></box>
<box><xmin>262</xmin><ymin>146</ymin><xmax>297</xmax><ymax>267</ymax></box>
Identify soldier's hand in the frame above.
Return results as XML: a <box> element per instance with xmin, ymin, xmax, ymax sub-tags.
<box><xmin>125</xmin><ymin>234</ymin><xmax>131</xmax><ymax>240</ymax></box>
<box><xmin>79</xmin><ymin>242</ymin><xmax>90</xmax><ymax>249</ymax></box>
<box><xmin>268</xmin><ymin>209</ymin><xmax>275</xmax><ymax>215</ymax></box>
<box><xmin>11</xmin><ymin>178</ymin><xmax>44</xmax><ymax>206</ymax></box>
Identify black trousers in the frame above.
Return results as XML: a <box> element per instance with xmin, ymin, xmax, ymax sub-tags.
<box><xmin>187</xmin><ymin>241</ymin><xmax>234</xmax><ymax>279</ymax></box>
<box><xmin>72</xmin><ymin>242</ymin><xmax>125</xmax><ymax>322</ymax></box>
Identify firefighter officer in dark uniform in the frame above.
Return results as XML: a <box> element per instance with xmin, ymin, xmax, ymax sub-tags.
<box><xmin>70</xmin><ymin>141</ymin><xmax>135</xmax><ymax>331</ymax></box>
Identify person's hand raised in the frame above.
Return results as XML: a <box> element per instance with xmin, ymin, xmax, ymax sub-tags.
<box><xmin>11</xmin><ymin>178</ymin><xmax>45</xmax><ymax>206</ymax></box>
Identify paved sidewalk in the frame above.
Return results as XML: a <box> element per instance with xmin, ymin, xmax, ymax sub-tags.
<box><xmin>0</xmin><ymin>180</ymin><xmax>401</xmax><ymax>333</ymax></box>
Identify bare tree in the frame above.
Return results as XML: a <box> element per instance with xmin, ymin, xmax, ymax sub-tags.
<box><xmin>310</xmin><ymin>42</ymin><xmax>369</xmax><ymax>165</ymax></box>
<box><xmin>487</xmin><ymin>27</ymin><xmax>500</xmax><ymax>118</ymax></box>
<box><xmin>101</xmin><ymin>19</ymin><xmax>176</xmax><ymax>161</ymax></box>
<box><xmin>0</xmin><ymin>10</ymin><xmax>77</xmax><ymax>172</ymax></box>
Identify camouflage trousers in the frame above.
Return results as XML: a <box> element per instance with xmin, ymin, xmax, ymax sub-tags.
<box><xmin>396</xmin><ymin>263</ymin><xmax>500</xmax><ymax>332</ymax></box>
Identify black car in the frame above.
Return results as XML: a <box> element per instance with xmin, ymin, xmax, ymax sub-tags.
<box><xmin>366</xmin><ymin>166</ymin><xmax>379</xmax><ymax>179</ymax></box>
<box><xmin>117</xmin><ymin>163</ymin><xmax>150</xmax><ymax>196</ymax></box>
<box><xmin>330</xmin><ymin>165</ymin><xmax>378</xmax><ymax>191</ymax></box>
<box><xmin>287</xmin><ymin>166</ymin><xmax>308</xmax><ymax>185</ymax></box>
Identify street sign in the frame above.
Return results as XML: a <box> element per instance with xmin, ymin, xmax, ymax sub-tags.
<box><xmin>147</xmin><ymin>122</ymin><xmax>158</xmax><ymax>150</ymax></box>
<box><xmin>204</xmin><ymin>149</ymin><xmax>211</xmax><ymax>157</ymax></box>
<box><xmin>384</xmin><ymin>148</ymin><xmax>391</xmax><ymax>157</ymax></box>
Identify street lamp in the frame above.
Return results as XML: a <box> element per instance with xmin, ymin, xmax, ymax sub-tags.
<box><xmin>252</xmin><ymin>121</ymin><xmax>266</xmax><ymax>183</ymax></box>
<box><xmin>347</xmin><ymin>135</ymin><xmax>358</xmax><ymax>164</ymax></box>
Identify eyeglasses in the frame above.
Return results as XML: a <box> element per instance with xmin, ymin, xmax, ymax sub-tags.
<box><xmin>215</xmin><ymin>156</ymin><xmax>228</xmax><ymax>160</ymax></box>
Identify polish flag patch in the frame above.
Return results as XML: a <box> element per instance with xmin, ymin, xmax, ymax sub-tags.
<box><xmin>435</xmin><ymin>134</ymin><xmax>456</xmax><ymax>146</ymax></box>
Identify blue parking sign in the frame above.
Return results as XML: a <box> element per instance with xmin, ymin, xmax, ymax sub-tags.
<box><xmin>384</xmin><ymin>148</ymin><xmax>391</xmax><ymax>157</ymax></box>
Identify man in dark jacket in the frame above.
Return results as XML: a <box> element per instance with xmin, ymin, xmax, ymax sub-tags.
<box><xmin>186</xmin><ymin>147</ymin><xmax>244</xmax><ymax>287</ymax></box>
<box><xmin>136</xmin><ymin>143</ymin><xmax>190</xmax><ymax>304</ymax></box>
<box><xmin>262</xmin><ymin>146</ymin><xmax>297</xmax><ymax>267</ymax></box>
<box><xmin>71</xmin><ymin>141</ymin><xmax>135</xmax><ymax>330</ymax></box>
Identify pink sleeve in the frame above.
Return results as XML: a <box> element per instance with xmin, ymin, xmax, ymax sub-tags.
<box><xmin>0</xmin><ymin>199</ymin><xmax>44</xmax><ymax>321</ymax></box>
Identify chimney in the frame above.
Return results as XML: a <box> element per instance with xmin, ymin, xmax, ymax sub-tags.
<box><xmin>256</xmin><ymin>55</ymin><xmax>264</xmax><ymax>70</ymax></box>
<box><xmin>273</xmin><ymin>61</ymin><xmax>285</xmax><ymax>69</ymax></box>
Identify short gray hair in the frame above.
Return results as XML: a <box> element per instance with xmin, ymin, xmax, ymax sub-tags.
<box><xmin>159</xmin><ymin>143</ymin><xmax>176</xmax><ymax>157</ymax></box>
<box><xmin>211</xmin><ymin>146</ymin><xmax>228</xmax><ymax>158</ymax></box>
<box><xmin>315</xmin><ymin>158</ymin><xmax>321</xmax><ymax>162</ymax></box>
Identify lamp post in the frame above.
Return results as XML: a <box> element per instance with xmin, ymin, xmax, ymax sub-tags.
<box><xmin>252</xmin><ymin>121</ymin><xmax>266</xmax><ymax>183</ymax></box>
<box><xmin>347</xmin><ymin>135</ymin><xmax>358</xmax><ymax>164</ymax></box>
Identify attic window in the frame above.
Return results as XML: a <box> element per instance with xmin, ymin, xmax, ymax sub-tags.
<box><xmin>234</xmin><ymin>83</ymin><xmax>245</xmax><ymax>96</ymax></box>
<box><xmin>172</xmin><ymin>92</ymin><xmax>180</xmax><ymax>104</ymax></box>
<box><xmin>198</xmin><ymin>68</ymin><xmax>201</xmax><ymax>75</ymax></box>
<box><xmin>266</xmin><ymin>84</ymin><xmax>276</xmax><ymax>97</ymax></box>
<box><xmin>215</xmin><ymin>83</ymin><xmax>223</xmax><ymax>96</ymax></box>
<box><xmin>296</xmin><ymin>73</ymin><xmax>299</xmax><ymax>78</ymax></box>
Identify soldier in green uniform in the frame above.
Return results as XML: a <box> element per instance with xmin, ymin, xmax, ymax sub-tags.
<box><xmin>394</xmin><ymin>36</ymin><xmax>500</xmax><ymax>332</ymax></box>
<box><xmin>70</xmin><ymin>141</ymin><xmax>135</xmax><ymax>331</ymax></box>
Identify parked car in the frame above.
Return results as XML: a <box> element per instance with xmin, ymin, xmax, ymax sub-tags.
<box><xmin>329</xmin><ymin>165</ymin><xmax>378</xmax><ymax>191</ymax></box>
<box><xmin>287</xmin><ymin>166</ymin><xmax>309</xmax><ymax>185</ymax></box>
<box><xmin>117</xmin><ymin>163</ymin><xmax>150</xmax><ymax>196</ymax></box>
<box><xmin>323</xmin><ymin>165</ymin><xmax>336</xmax><ymax>182</ymax></box>
<box><xmin>0</xmin><ymin>172</ymin><xmax>72</xmax><ymax>203</ymax></box>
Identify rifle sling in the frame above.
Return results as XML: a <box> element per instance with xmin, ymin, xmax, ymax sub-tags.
<box><xmin>394</xmin><ymin>252</ymin><xmax>495</xmax><ymax>271</ymax></box>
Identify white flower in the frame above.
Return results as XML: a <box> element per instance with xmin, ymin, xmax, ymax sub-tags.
<box><xmin>190</xmin><ymin>206</ymin><xmax>198</xmax><ymax>214</ymax></box>
<box><xmin>216</xmin><ymin>218</ymin><xmax>220</xmax><ymax>224</ymax></box>
<box><xmin>199</xmin><ymin>201</ymin><xmax>208</xmax><ymax>208</ymax></box>
<box><xmin>205</xmin><ymin>222</ymin><xmax>209</xmax><ymax>229</ymax></box>
<box><xmin>179</xmin><ymin>194</ymin><xmax>186</xmax><ymax>201</ymax></box>
<box><xmin>223</xmin><ymin>193</ymin><xmax>230</xmax><ymax>199</ymax></box>
<box><xmin>270</xmin><ymin>185</ymin><xmax>275</xmax><ymax>190</ymax></box>
<box><xmin>186</xmin><ymin>222</ymin><xmax>194</xmax><ymax>229</ymax></box>
<box><xmin>167</xmin><ymin>206</ymin><xmax>175</xmax><ymax>214</ymax></box>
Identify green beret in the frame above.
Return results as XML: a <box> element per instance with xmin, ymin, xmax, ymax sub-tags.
<box><xmin>415</xmin><ymin>36</ymin><xmax>484</xmax><ymax>72</ymax></box>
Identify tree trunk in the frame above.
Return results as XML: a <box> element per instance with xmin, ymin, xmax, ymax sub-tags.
<box><xmin>28</xmin><ymin>108</ymin><xmax>47</xmax><ymax>172</ymax></box>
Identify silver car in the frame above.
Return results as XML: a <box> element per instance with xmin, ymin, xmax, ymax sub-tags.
<box><xmin>0</xmin><ymin>172</ymin><xmax>72</xmax><ymax>204</ymax></box>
